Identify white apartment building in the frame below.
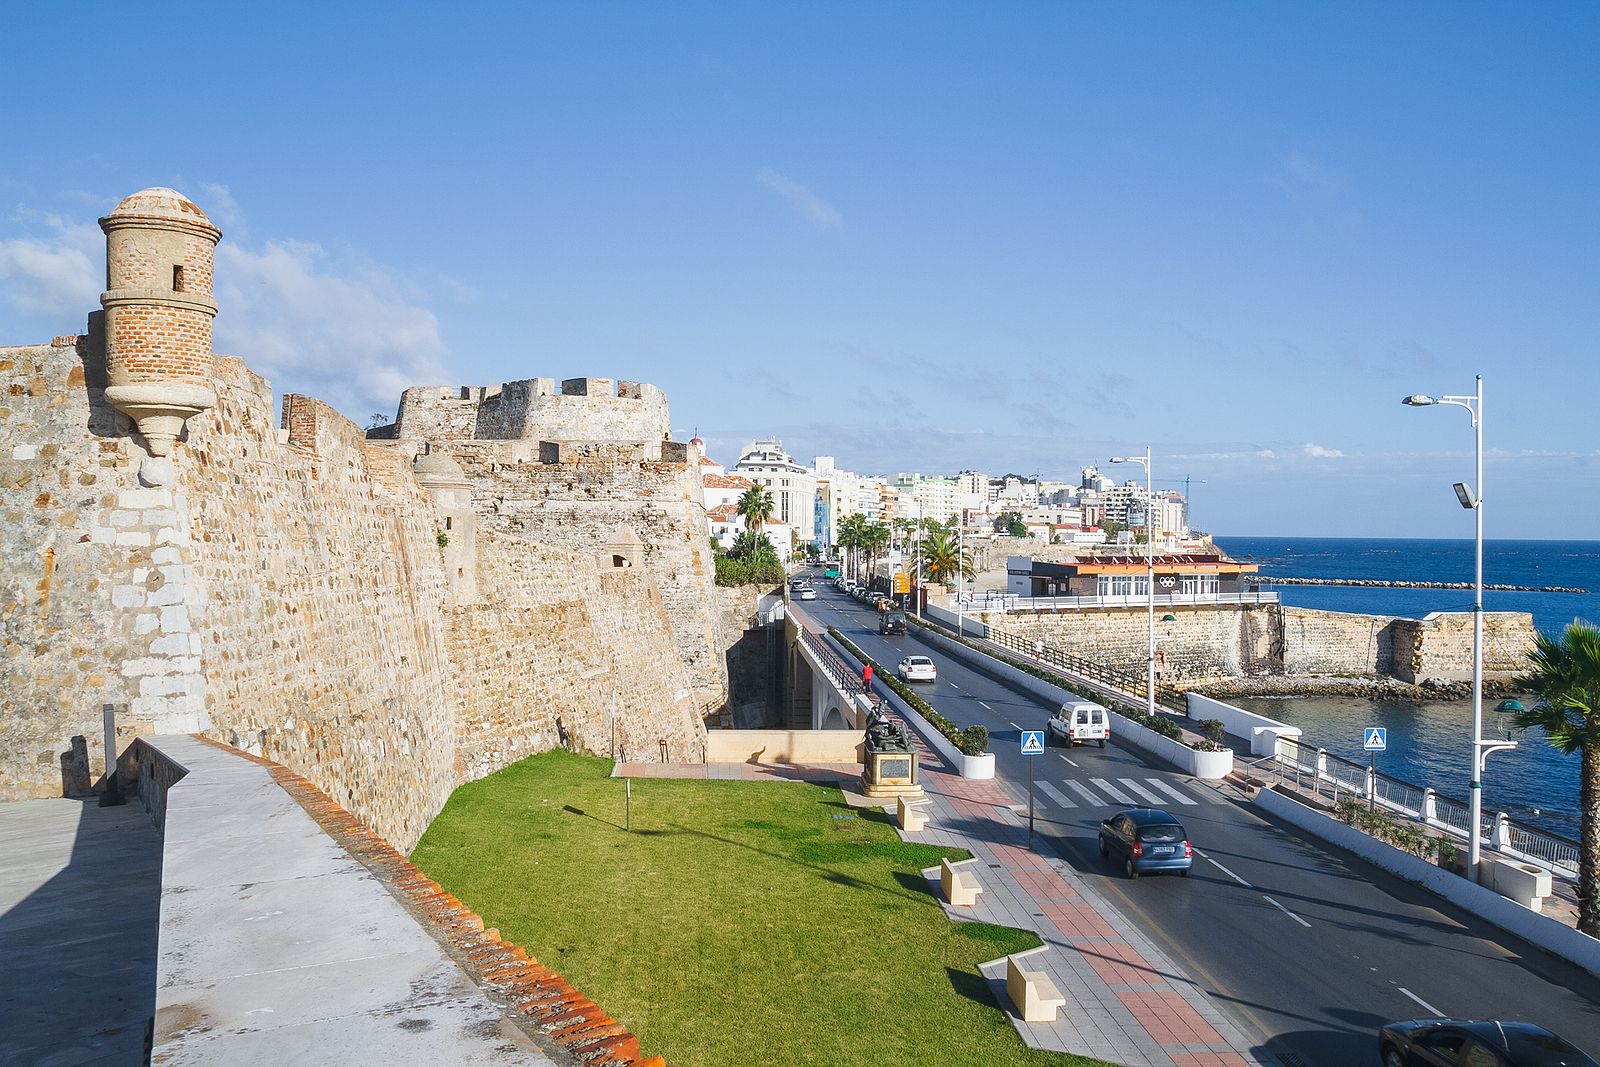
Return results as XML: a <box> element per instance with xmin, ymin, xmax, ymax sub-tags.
<box><xmin>734</xmin><ymin>439</ymin><xmax>816</xmax><ymax>544</ymax></box>
<box><xmin>897</xmin><ymin>475</ymin><xmax>962</xmax><ymax>525</ymax></box>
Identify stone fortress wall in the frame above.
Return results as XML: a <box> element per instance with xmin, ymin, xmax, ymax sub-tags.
<box><xmin>0</xmin><ymin>188</ymin><xmax>720</xmax><ymax>852</ymax></box>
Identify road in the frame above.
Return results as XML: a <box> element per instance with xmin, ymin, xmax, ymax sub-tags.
<box><xmin>803</xmin><ymin>576</ymin><xmax>1600</xmax><ymax>1067</ymax></box>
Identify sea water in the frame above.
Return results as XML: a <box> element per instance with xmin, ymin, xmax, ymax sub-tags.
<box><xmin>1213</xmin><ymin>537</ymin><xmax>1600</xmax><ymax>839</ymax></box>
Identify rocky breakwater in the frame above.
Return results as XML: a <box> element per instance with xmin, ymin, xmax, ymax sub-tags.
<box><xmin>1188</xmin><ymin>674</ymin><xmax>1523</xmax><ymax>702</ymax></box>
<box><xmin>1253</xmin><ymin>576</ymin><xmax>1588</xmax><ymax>593</ymax></box>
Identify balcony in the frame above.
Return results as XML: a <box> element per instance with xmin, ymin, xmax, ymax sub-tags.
<box><xmin>948</xmin><ymin>590</ymin><xmax>1279</xmax><ymax>613</ymax></box>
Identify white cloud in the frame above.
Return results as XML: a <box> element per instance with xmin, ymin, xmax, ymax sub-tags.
<box><xmin>214</xmin><ymin>239</ymin><xmax>448</xmax><ymax>419</ymax></box>
<box><xmin>196</xmin><ymin>182</ymin><xmax>245</xmax><ymax>231</ymax></box>
<box><xmin>756</xmin><ymin>167</ymin><xmax>843</xmax><ymax>229</ymax></box>
<box><xmin>1303</xmin><ymin>442</ymin><xmax>1344</xmax><ymax>458</ymax></box>
<box><xmin>0</xmin><ymin>214</ymin><xmax>101</xmax><ymax>320</ymax></box>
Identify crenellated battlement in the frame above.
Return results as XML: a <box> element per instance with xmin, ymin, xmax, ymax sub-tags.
<box><xmin>385</xmin><ymin>376</ymin><xmax>670</xmax><ymax>447</ymax></box>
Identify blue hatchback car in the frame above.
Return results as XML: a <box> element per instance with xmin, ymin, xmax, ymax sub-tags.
<box><xmin>1098</xmin><ymin>808</ymin><xmax>1193</xmax><ymax>878</ymax></box>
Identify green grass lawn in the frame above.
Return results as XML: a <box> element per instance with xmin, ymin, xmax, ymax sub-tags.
<box><xmin>411</xmin><ymin>751</ymin><xmax>1111</xmax><ymax>1067</ymax></box>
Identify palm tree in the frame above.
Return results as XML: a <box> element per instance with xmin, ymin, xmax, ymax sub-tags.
<box><xmin>837</xmin><ymin>513</ymin><xmax>868</xmax><ymax>579</ymax></box>
<box><xmin>918</xmin><ymin>527</ymin><xmax>974</xmax><ymax>588</ymax></box>
<box><xmin>736</xmin><ymin>485</ymin><xmax>774</xmax><ymax>534</ymax></box>
<box><xmin>862</xmin><ymin>521</ymin><xmax>890</xmax><ymax>589</ymax></box>
<box><xmin>1512</xmin><ymin>620</ymin><xmax>1600</xmax><ymax>936</ymax></box>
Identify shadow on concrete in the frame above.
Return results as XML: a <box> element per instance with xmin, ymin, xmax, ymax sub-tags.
<box><xmin>0</xmin><ymin>794</ymin><xmax>162</xmax><ymax>1066</ymax></box>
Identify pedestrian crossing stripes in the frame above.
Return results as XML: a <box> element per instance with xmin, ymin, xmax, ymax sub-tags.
<box><xmin>1089</xmin><ymin>778</ymin><xmax>1135</xmax><ymax>805</ymax></box>
<box><xmin>1036</xmin><ymin>780</ymin><xmax>1075</xmax><ymax>807</ymax></box>
<box><xmin>1033</xmin><ymin>776</ymin><xmax>1212</xmax><ymax>811</ymax></box>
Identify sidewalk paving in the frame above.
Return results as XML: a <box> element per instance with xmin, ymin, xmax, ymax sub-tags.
<box><xmin>621</xmin><ymin>741</ymin><xmax>1270</xmax><ymax>1067</ymax></box>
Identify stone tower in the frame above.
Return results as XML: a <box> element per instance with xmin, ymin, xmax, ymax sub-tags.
<box><xmin>412</xmin><ymin>450</ymin><xmax>480</xmax><ymax>604</ymax></box>
<box><xmin>99</xmin><ymin>187</ymin><xmax>221</xmax><ymax>463</ymax></box>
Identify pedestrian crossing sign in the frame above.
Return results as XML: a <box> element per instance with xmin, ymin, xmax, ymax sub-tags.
<box><xmin>1021</xmin><ymin>730</ymin><xmax>1045</xmax><ymax>755</ymax></box>
<box><xmin>1363</xmin><ymin>727</ymin><xmax>1387</xmax><ymax>751</ymax></box>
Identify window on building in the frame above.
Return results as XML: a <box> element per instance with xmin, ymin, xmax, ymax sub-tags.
<box><xmin>172</xmin><ymin>265</ymin><xmax>186</xmax><ymax>292</ymax></box>
<box><xmin>444</xmin><ymin>516</ymin><xmax>453</xmax><ymax>530</ymax></box>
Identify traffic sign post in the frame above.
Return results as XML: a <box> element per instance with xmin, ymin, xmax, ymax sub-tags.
<box><xmin>1021</xmin><ymin>730</ymin><xmax>1045</xmax><ymax>848</ymax></box>
<box><xmin>1363</xmin><ymin>728</ymin><xmax>1386</xmax><ymax>813</ymax></box>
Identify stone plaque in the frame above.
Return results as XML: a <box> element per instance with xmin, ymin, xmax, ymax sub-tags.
<box><xmin>879</xmin><ymin>757</ymin><xmax>912</xmax><ymax>781</ymax></box>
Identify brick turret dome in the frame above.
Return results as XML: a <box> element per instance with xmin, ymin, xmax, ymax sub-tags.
<box><xmin>102</xmin><ymin>187</ymin><xmax>219</xmax><ymax>237</ymax></box>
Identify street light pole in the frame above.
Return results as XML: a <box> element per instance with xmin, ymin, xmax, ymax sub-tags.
<box><xmin>1402</xmin><ymin>376</ymin><xmax>1506</xmax><ymax>882</ymax></box>
<box><xmin>1111</xmin><ymin>448</ymin><xmax>1156</xmax><ymax>717</ymax></box>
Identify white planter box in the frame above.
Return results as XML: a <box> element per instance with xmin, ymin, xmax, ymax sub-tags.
<box><xmin>957</xmin><ymin>751</ymin><xmax>996</xmax><ymax>779</ymax></box>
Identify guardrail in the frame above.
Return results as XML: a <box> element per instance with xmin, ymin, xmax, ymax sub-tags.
<box><xmin>983</xmin><ymin>625</ymin><xmax>1189</xmax><ymax>714</ymax></box>
<box><xmin>953</xmin><ymin>590</ymin><xmax>1280</xmax><ymax>613</ymax></box>
<box><xmin>1264</xmin><ymin>736</ymin><xmax>1580</xmax><ymax>880</ymax></box>
<box><xmin>791</xmin><ymin>609</ymin><xmax>879</xmax><ymax>712</ymax></box>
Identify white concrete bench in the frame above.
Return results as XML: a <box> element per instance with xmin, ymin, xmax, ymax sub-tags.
<box><xmin>940</xmin><ymin>857</ymin><xmax>982</xmax><ymax>907</ymax></box>
<box><xmin>1006</xmin><ymin>953</ymin><xmax>1066</xmax><ymax>1023</ymax></box>
<box><xmin>897</xmin><ymin>796</ymin><xmax>931</xmax><ymax>832</ymax></box>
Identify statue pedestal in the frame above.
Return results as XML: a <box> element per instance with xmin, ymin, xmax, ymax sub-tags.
<box><xmin>861</xmin><ymin>747</ymin><xmax>923</xmax><ymax>799</ymax></box>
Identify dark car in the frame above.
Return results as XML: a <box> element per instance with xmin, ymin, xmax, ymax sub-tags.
<box><xmin>1378</xmin><ymin>1019</ymin><xmax>1600</xmax><ymax>1067</ymax></box>
<box><xmin>879</xmin><ymin>610</ymin><xmax>907</xmax><ymax>635</ymax></box>
<box><xmin>1097</xmin><ymin>808</ymin><xmax>1192</xmax><ymax>878</ymax></box>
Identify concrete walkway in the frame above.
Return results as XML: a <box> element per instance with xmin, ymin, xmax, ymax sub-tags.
<box><xmin>0</xmin><ymin>795</ymin><xmax>162</xmax><ymax>1067</ymax></box>
<box><xmin>147</xmin><ymin>735</ymin><xmax>556</xmax><ymax>1066</ymax></box>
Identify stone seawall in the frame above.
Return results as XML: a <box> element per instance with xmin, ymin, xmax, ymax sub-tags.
<box><xmin>973</xmin><ymin>602</ymin><xmax>1536</xmax><ymax>685</ymax></box>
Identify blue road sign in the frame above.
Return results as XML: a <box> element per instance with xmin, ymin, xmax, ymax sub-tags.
<box><xmin>1363</xmin><ymin>727</ymin><xmax>1387</xmax><ymax>751</ymax></box>
<box><xmin>1021</xmin><ymin>730</ymin><xmax>1045</xmax><ymax>755</ymax></box>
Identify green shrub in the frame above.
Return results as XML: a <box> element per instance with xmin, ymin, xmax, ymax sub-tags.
<box><xmin>436</xmin><ymin>529</ymin><xmax>449</xmax><ymax>549</ymax></box>
<box><xmin>1198</xmin><ymin>719</ymin><xmax>1225</xmax><ymax>745</ymax></box>
<box><xmin>1334</xmin><ymin>799</ymin><xmax>1434</xmax><ymax>860</ymax></box>
<box><xmin>714</xmin><ymin>553</ymin><xmax>785</xmax><ymax>587</ymax></box>
<box><xmin>828</xmin><ymin>628</ymin><xmax>990</xmax><ymax>756</ymax></box>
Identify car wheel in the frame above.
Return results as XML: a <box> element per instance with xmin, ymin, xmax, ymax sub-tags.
<box><xmin>1098</xmin><ymin>739</ymin><xmax>1106</xmax><ymax>749</ymax></box>
<box><xmin>1180</xmin><ymin>868</ymin><xmax>1191</xmax><ymax>878</ymax></box>
<box><xmin>1098</xmin><ymin>837</ymin><xmax>1109</xmax><ymax>858</ymax></box>
<box><xmin>1382</xmin><ymin>1047</ymin><xmax>1404</xmax><ymax>1067</ymax></box>
<box><xmin>1124</xmin><ymin>857</ymin><xmax>1138</xmax><ymax>879</ymax></box>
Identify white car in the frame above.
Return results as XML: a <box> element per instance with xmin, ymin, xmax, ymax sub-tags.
<box><xmin>897</xmin><ymin>655</ymin><xmax>937</xmax><ymax>682</ymax></box>
<box><xmin>798</xmin><ymin>587</ymin><xmax>817</xmax><ymax>601</ymax></box>
<box><xmin>1048</xmin><ymin>700</ymin><xmax>1110</xmax><ymax>747</ymax></box>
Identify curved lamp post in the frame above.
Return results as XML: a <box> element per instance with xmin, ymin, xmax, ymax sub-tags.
<box><xmin>1403</xmin><ymin>376</ymin><xmax>1513</xmax><ymax>882</ymax></box>
<box><xmin>1111</xmin><ymin>449</ymin><xmax>1156</xmax><ymax>717</ymax></box>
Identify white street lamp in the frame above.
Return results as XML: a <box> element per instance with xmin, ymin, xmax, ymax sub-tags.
<box><xmin>1111</xmin><ymin>449</ymin><xmax>1156</xmax><ymax>718</ymax></box>
<box><xmin>1402</xmin><ymin>376</ymin><xmax>1511</xmax><ymax>882</ymax></box>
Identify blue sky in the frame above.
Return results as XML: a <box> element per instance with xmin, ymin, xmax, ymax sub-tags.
<box><xmin>2</xmin><ymin>3</ymin><xmax>1595</xmax><ymax>538</ymax></box>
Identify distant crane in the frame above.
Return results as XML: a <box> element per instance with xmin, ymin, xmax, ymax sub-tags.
<box><xmin>1157</xmin><ymin>476</ymin><xmax>1207</xmax><ymax>529</ymax></box>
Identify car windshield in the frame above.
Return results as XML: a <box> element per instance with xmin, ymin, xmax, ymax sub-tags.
<box><xmin>1137</xmin><ymin>825</ymin><xmax>1184</xmax><ymax>843</ymax></box>
<box><xmin>1501</xmin><ymin>1028</ymin><xmax>1600</xmax><ymax>1066</ymax></box>
<box><xmin>907</xmin><ymin>657</ymin><xmax>931</xmax><ymax>666</ymax></box>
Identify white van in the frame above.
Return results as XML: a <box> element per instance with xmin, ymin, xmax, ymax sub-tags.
<box><xmin>1048</xmin><ymin>700</ymin><xmax>1110</xmax><ymax>748</ymax></box>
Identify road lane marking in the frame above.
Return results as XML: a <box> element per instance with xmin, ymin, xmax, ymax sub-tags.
<box><xmin>1143</xmin><ymin>778</ymin><xmax>1198</xmax><ymax>806</ymax></box>
<box><xmin>949</xmin><ymin>683</ymin><xmax>960</xmax><ymax>690</ymax></box>
<box><xmin>1398</xmin><ymin>987</ymin><xmax>1444</xmax><ymax>1017</ymax></box>
<box><xmin>1058</xmin><ymin>754</ymin><xmax>1079</xmax><ymax>768</ymax></box>
<box><xmin>1090</xmin><ymin>778</ymin><xmax>1135</xmax><ymax>805</ymax></box>
<box><xmin>1261</xmin><ymin>894</ymin><xmax>1311</xmax><ymax>928</ymax></box>
<box><xmin>1118</xmin><ymin>778</ymin><xmax>1165</xmax><ymax>805</ymax></box>
<box><xmin>1008</xmin><ymin>720</ymin><xmax>1020</xmax><ymax>730</ymax></box>
<box><xmin>1065</xmin><ymin>780</ymin><xmax>1102</xmax><ymax>806</ymax></box>
<box><xmin>1192</xmin><ymin>848</ymin><xmax>1252</xmax><ymax>887</ymax></box>
<box><xmin>977</xmin><ymin>701</ymin><xmax>991</xmax><ymax>710</ymax></box>
<box><xmin>1037</xmin><ymin>781</ymin><xmax>1076</xmax><ymax>808</ymax></box>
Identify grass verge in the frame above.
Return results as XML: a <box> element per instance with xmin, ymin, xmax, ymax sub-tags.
<box><xmin>412</xmin><ymin>750</ymin><xmax>1110</xmax><ymax>1067</ymax></box>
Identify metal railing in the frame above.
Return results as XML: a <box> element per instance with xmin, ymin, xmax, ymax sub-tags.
<box><xmin>794</xmin><ymin>618</ymin><xmax>877</xmax><ymax>708</ymax></box>
<box><xmin>981</xmin><ymin>625</ymin><xmax>1188</xmax><ymax>715</ymax></box>
<box><xmin>956</xmin><ymin>590</ymin><xmax>1280</xmax><ymax>613</ymax></box>
<box><xmin>1266</xmin><ymin>736</ymin><xmax>1579</xmax><ymax>880</ymax></box>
